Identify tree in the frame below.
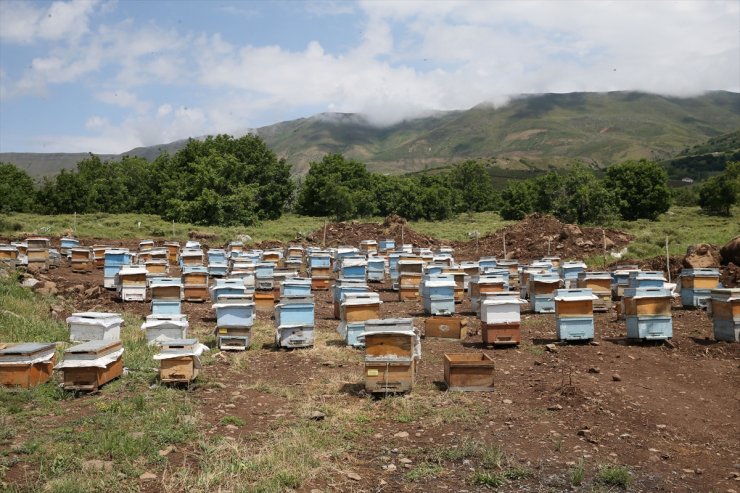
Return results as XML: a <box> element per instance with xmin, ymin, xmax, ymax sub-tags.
<box><xmin>550</xmin><ymin>166</ymin><xmax>619</xmax><ymax>224</ymax></box>
<box><xmin>297</xmin><ymin>154</ymin><xmax>374</xmax><ymax>218</ymax></box>
<box><xmin>449</xmin><ymin>160</ymin><xmax>495</xmax><ymax>212</ymax></box>
<box><xmin>499</xmin><ymin>181</ymin><xmax>536</xmax><ymax>220</ymax></box>
<box><xmin>0</xmin><ymin>163</ymin><xmax>36</xmax><ymax>212</ymax></box>
<box><xmin>605</xmin><ymin>160</ymin><xmax>671</xmax><ymax>220</ymax></box>
<box><xmin>698</xmin><ymin>161</ymin><xmax>739</xmax><ymax>216</ymax></box>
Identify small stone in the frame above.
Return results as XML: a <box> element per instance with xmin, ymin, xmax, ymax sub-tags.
<box><xmin>322</xmin><ymin>361</ymin><xmax>336</xmax><ymax>368</ymax></box>
<box><xmin>346</xmin><ymin>472</ymin><xmax>361</xmax><ymax>481</ymax></box>
<box><xmin>399</xmin><ymin>458</ymin><xmax>412</xmax><ymax>464</ymax></box>
<box><xmin>225</xmin><ymin>403</ymin><xmax>236</xmax><ymax>409</ymax></box>
<box><xmin>577</xmin><ymin>429</ymin><xmax>591</xmax><ymax>437</ymax></box>
<box><xmin>619</xmin><ymin>433</ymin><xmax>631</xmax><ymax>439</ymax></box>
<box><xmin>545</xmin><ymin>344</ymin><xmax>558</xmax><ymax>353</ymax></box>
<box><xmin>648</xmin><ymin>448</ymin><xmax>659</xmax><ymax>453</ymax></box>
<box><xmin>627</xmin><ymin>355</ymin><xmax>636</xmax><ymax>360</ymax></box>
<box><xmin>225</xmin><ymin>424</ymin><xmax>239</xmax><ymax>430</ymax></box>
<box><xmin>612</xmin><ymin>374</ymin><xmax>622</xmax><ymax>382</ymax></box>
<box><xmin>139</xmin><ymin>472</ymin><xmax>157</xmax><ymax>480</ymax></box>
<box><xmin>588</xmin><ymin>367</ymin><xmax>601</xmax><ymax>374</ymax></box>
<box><xmin>394</xmin><ymin>431</ymin><xmax>409</xmax><ymax>438</ymax></box>
<box><xmin>158</xmin><ymin>445</ymin><xmax>176</xmax><ymax>457</ymax></box>
<box><xmin>386</xmin><ymin>464</ymin><xmax>397</xmax><ymax>472</ymax></box>
<box><xmin>213</xmin><ymin>382</ymin><xmax>226</xmax><ymax>389</ymax></box>
<box><xmin>502</xmin><ymin>399</ymin><xmax>513</xmax><ymax>404</ymax></box>
<box><xmin>547</xmin><ymin>404</ymin><xmax>563</xmax><ymax>411</ymax></box>
<box><xmin>695</xmin><ymin>468</ymin><xmax>703</xmax><ymax>475</ymax></box>
<box><xmin>534</xmin><ymin>360</ymin><xmax>544</xmax><ymax>366</ymax></box>
<box><xmin>310</xmin><ymin>411</ymin><xmax>326</xmax><ymax>421</ymax></box>
<box><xmin>589</xmin><ymin>341</ymin><xmax>600</xmax><ymax>346</ymax></box>
<box><xmin>656</xmin><ymin>424</ymin><xmax>667</xmax><ymax>429</ymax></box>
<box><xmin>682</xmin><ymin>468</ymin><xmax>695</xmax><ymax>474</ymax></box>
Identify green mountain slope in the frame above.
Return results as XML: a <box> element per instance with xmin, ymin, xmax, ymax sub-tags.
<box><xmin>2</xmin><ymin>91</ymin><xmax>738</xmax><ymax>178</ymax></box>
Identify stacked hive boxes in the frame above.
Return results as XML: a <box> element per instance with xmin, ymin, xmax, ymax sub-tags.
<box><xmin>254</xmin><ymin>261</ymin><xmax>276</xmax><ymax>311</ymax></box>
<box><xmin>708</xmin><ymin>288</ymin><xmax>740</xmax><ymax>342</ymax></box>
<box><xmin>577</xmin><ymin>272</ymin><xmax>612</xmax><ymax>312</ymax></box>
<box><xmin>141</xmin><ymin>314</ymin><xmax>189</xmax><ymax>344</ymax></box>
<box><xmin>308</xmin><ymin>252</ymin><xmax>332</xmax><ymax>291</ymax></box>
<box><xmin>480</xmin><ymin>292</ymin><xmax>526</xmax><ymax>346</ymax></box>
<box><xmin>275</xmin><ymin>294</ymin><xmax>315</xmax><ymax>348</ymax></box>
<box><xmin>332</xmin><ymin>278</ymin><xmax>369</xmax><ymax>320</ymax></box>
<box><xmin>339</xmin><ymin>292</ymin><xmax>382</xmax><ymax>347</ymax></box>
<box><xmin>398</xmin><ymin>259</ymin><xmax>423</xmax><ymax>301</ymax></box>
<box><xmin>363</xmin><ymin>318</ymin><xmax>420</xmax><ymax>394</ymax></box>
<box><xmin>59</xmin><ymin>237</ymin><xmax>80</xmax><ymax>259</ymax></box>
<box><xmin>182</xmin><ymin>265</ymin><xmax>209</xmax><ymax>302</ymax></box>
<box><xmin>103</xmin><ymin>248</ymin><xmax>132</xmax><ymax>289</ymax></box>
<box><xmin>529</xmin><ymin>273</ymin><xmax>561</xmax><ymax>313</ymax></box>
<box><xmin>27</xmin><ymin>236</ymin><xmax>51</xmax><ymax>270</ymax></box>
<box><xmin>154</xmin><ymin>338</ymin><xmax>207</xmax><ymax>384</ymax></box>
<box><xmin>623</xmin><ymin>287</ymin><xmax>673</xmax><ymax>340</ymax></box>
<box><xmin>611</xmin><ymin>265</ymin><xmax>640</xmax><ymax>299</ymax></box>
<box><xmin>150</xmin><ymin>277</ymin><xmax>183</xmax><ymax>315</ymax></box>
<box><xmin>208</xmin><ymin>249</ymin><xmax>229</xmax><ymax>278</ymax></box>
<box><xmin>70</xmin><ymin>247</ymin><xmax>93</xmax><ymax>273</ymax></box>
<box><xmin>378</xmin><ymin>239</ymin><xmax>395</xmax><ymax>253</ymax></box>
<box><xmin>164</xmin><ymin>241</ymin><xmax>180</xmax><ymax>266</ymax></box>
<box><xmin>213</xmin><ymin>296</ymin><xmax>255</xmax><ymax>351</ymax></box>
<box><xmin>469</xmin><ymin>275</ymin><xmax>507</xmax><ymax>315</ymax></box>
<box><xmin>116</xmin><ymin>266</ymin><xmax>148</xmax><ymax>301</ymax></box>
<box><xmin>680</xmin><ymin>268</ymin><xmax>719</xmax><ymax>308</ymax></box>
<box><xmin>421</xmin><ymin>274</ymin><xmax>456</xmax><ymax>316</ymax></box>
<box><xmin>367</xmin><ymin>256</ymin><xmax>386</xmax><ymax>282</ymax></box>
<box><xmin>554</xmin><ymin>288</ymin><xmax>597</xmax><ymax>341</ymax></box>
<box><xmin>497</xmin><ymin>260</ymin><xmax>520</xmax><ymax>290</ymax></box>
<box><xmin>560</xmin><ymin>261</ymin><xmax>587</xmax><ymax>289</ymax></box>
<box><xmin>0</xmin><ymin>244</ymin><xmax>20</xmax><ymax>265</ymax></box>
<box><xmin>0</xmin><ymin>343</ymin><xmax>57</xmax><ymax>389</ymax></box>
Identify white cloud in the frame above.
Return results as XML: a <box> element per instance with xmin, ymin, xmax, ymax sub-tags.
<box><xmin>0</xmin><ymin>0</ymin><xmax>98</xmax><ymax>43</ymax></box>
<box><xmin>95</xmin><ymin>90</ymin><xmax>150</xmax><ymax>113</ymax></box>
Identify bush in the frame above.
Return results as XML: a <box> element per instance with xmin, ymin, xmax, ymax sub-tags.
<box><xmin>605</xmin><ymin>160</ymin><xmax>671</xmax><ymax>220</ymax></box>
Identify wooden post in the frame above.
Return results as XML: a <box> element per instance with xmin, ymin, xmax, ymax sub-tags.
<box><xmin>503</xmin><ymin>232</ymin><xmax>507</xmax><ymax>258</ymax></box>
<box><xmin>547</xmin><ymin>238</ymin><xmax>551</xmax><ymax>256</ymax></box>
<box><xmin>665</xmin><ymin>236</ymin><xmax>671</xmax><ymax>283</ymax></box>
<box><xmin>401</xmin><ymin>226</ymin><xmax>405</xmax><ymax>247</ymax></box>
<box><xmin>603</xmin><ymin>229</ymin><xmax>607</xmax><ymax>269</ymax></box>
<box><xmin>172</xmin><ymin>220</ymin><xmax>175</xmax><ymax>237</ymax></box>
<box><xmin>322</xmin><ymin>220</ymin><xmax>327</xmax><ymax>247</ymax></box>
<box><xmin>73</xmin><ymin>212</ymin><xmax>77</xmax><ymax>233</ymax></box>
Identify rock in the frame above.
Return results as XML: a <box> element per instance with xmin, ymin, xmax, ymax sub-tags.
<box><xmin>502</xmin><ymin>399</ymin><xmax>513</xmax><ymax>404</ymax></box>
<box><xmin>346</xmin><ymin>472</ymin><xmax>361</xmax><ymax>481</ymax></box>
<box><xmin>139</xmin><ymin>472</ymin><xmax>157</xmax><ymax>480</ymax></box>
<box><xmin>213</xmin><ymin>382</ymin><xmax>226</xmax><ymax>389</ymax></box>
<box><xmin>545</xmin><ymin>344</ymin><xmax>558</xmax><ymax>353</ymax></box>
<box><xmin>225</xmin><ymin>424</ymin><xmax>239</xmax><ymax>431</ymax></box>
<box><xmin>37</xmin><ymin>284</ymin><xmax>58</xmax><ymax>296</ymax></box>
<box><xmin>604</xmin><ymin>237</ymin><xmax>616</xmax><ymax>249</ymax></box>
<box><xmin>82</xmin><ymin>459</ymin><xmax>113</xmax><ymax>472</ymax></box>
<box><xmin>577</xmin><ymin>429</ymin><xmax>591</xmax><ymax>437</ymax></box>
<box><xmin>588</xmin><ymin>367</ymin><xmax>601</xmax><ymax>374</ymax></box>
<box><xmin>22</xmin><ymin>278</ymin><xmax>41</xmax><ymax>289</ymax></box>
<box><xmin>720</xmin><ymin>236</ymin><xmax>740</xmax><ymax>265</ymax></box>
<box><xmin>386</xmin><ymin>464</ymin><xmax>397</xmax><ymax>472</ymax></box>
<box><xmin>560</xmin><ymin>224</ymin><xmax>583</xmax><ymax>239</ymax></box>
<box><xmin>695</xmin><ymin>468</ymin><xmax>703</xmax><ymax>475</ymax></box>
<box><xmin>682</xmin><ymin>468</ymin><xmax>695</xmax><ymax>474</ymax></box>
<box><xmin>547</xmin><ymin>404</ymin><xmax>563</xmax><ymax>411</ymax></box>
<box><xmin>656</xmin><ymin>424</ymin><xmax>667</xmax><ymax>429</ymax></box>
<box><xmin>394</xmin><ymin>431</ymin><xmax>409</xmax><ymax>438</ymax></box>
<box><xmin>158</xmin><ymin>445</ymin><xmax>176</xmax><ymax>456</ymax></box>
<box><xmin>664</xmin><ymin>339</ymin><xmax>677</xmax><ymax>349</ymax></box>
<box><xmin>310</xmin><ymin>411</ymin><xmax>326</xmax><ymax>421</ymax></box>
<box><xmin>399</xmin><ymin>458</ymin><xmax>412</xmax><ymax>464</ymax></box>
<box><xmin>84</xmin><ymin>286</ymin><xmax>102</xmax><ymax>298</ymax></box>
<box><xmin>589</xmin><ymin>341</ymin><xmax>600</xmax><ymax>346</ymax></box>
<box><xmin>683</xmin><ymin>243</ymin><xmax>720</xmax><ymax>269</ymax></box>
<box><xmin>69</xmin><ymin>284</ymin><xmax>85</xmax><ymax>294</ymax></box>
<box><xmin>322</xmin><ymin>361</ymin><xmax>336</xmax><ymax>368</ymax></box>
<box><xmin>612</xmin><ymin>374</ymin><xmax>622</xmax><ymax>382</ymax></box>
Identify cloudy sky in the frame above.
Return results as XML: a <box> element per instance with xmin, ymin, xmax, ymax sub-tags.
<box><xmin>0</xmin><ymin>0</ymin><xmax>738</xmax><ymax>154</ymax></box>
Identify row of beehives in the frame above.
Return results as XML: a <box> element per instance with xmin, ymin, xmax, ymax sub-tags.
<box><xmin>0</xmin><ymin>236</ymin><xmax>64</xmax><ymax>271</ymax></box>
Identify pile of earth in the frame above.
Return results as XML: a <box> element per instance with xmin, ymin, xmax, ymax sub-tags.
<box><xmin>302</xmin><ymin>215</ymin><xmax>438</xmax><ymax>248</ymax></box>
<box><xmin>452</xmin><ymin>213</ymin><xmax>633</xmax><ymax>262</ymax></box>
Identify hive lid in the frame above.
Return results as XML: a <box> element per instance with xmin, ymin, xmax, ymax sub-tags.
<box><xmin>65</xmin><ymin>340</ymin><xmax>122</xmax><ymax>356</ymax></box>
<box><xmin>0</xmin><ymin>342</ymin><xmax>56</xmax><ymax>357</ymax></box>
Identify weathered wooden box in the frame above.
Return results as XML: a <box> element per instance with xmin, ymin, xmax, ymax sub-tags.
<box><xmin>332</xmin><ymin>279</ymin><xmax>369</xmax><ymax>319</ymax></box>
<box><xmin>680</xmin><ymin>268</ymin><xmax>719</xmax><ymax>308</ymax></box>
<box><xmin>57</xmin><ymin>340</ymin><xmax>124</xmax><ymax>391</ymax></box>
<box><xmin>254</xmin><ymin>290</ymin><xmax>276</xmax><ymax>312</ymax></box>
<box><xmin>424</xmin><ymin>316</ymin><xmax>468</xmax><ymax>339</ymax></box>
<box><xmin>164</xmin><ymin>241</ymin><xmax>180</xmax><ymax>265</ymax></box>
<box><xmin>709</xmin><ymin>289</ymin><xmax>740</xmax><ymax>342</ymax></box>
<box><xmin>216</xmin><ymin>327</ymin><xmax>251</xmax><ymax>350</ymax></box>
<box><xmin>444</xmin><ymin>353</ymin><xmax>495</xmax><ymax>391</ymax></box>
<box><xmin>156</xmin><ymin>339</ymin><xmax>203</xmax><ymax>383</ymax></box>
<box><xmin>67</xmin><ymin>312</ymin><xmax>123</xmax><ymax>342</ymax></box>
<box><xmin>481</xmin><ymin>322</ymin><xmax>520</xmax><ymax>346</ymax></box>
<box><xmin>275</xmin><ymin>324</ymin><xmax>314</xmax><ymax>349</ymax></box>
<box><xmin>0</xmin><ymin>343</ymin><xmax>57</xmax><ymax>388</ymax></box>
<box><xmin>364</xmin><ymin>324</ymin><xmax>419</xmax><ymax>394</ymax></box>
<box><xmin>311</xmin><ymin>276</ymin><xmax>331</xmax><ymax>291</ymax></box>
<box><xmin>341</xmin><ymin>293</ymin><xmax>381</xmax><ymax>322</ymax></box>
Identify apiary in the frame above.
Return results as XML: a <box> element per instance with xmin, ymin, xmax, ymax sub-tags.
<box><xmin>360</xmin><ymin>240</ymin><xmax>378</xmax><ymax>255</ymax></box>
<box><xmin>332</xmin><ymin>279</ymin><xmax>369</xmax><ymax>319</ymax></box>
<box><xmin>92</xmin><ymin>245</ymin><xmax>110</xmax><ymax>268</ymax></box>
<box><xmin>103</xmin><ymin>248</ymin><xmax>132</xmax><ymax>289</ymax></box>
<box><xmin>680</xmin><ymin>268</ymin><xmax>720</xmax><ymax>308</ymax></box>
<box><xmin>67</xmin><ymin>312</ymin><xmax>123</xmax><ymax>342</ymax></box>
<box><xmin>611</xmin><ymin>265</ymin><xmax>640</xmax><ymax>298</ymax></box>
<box><xmin>364</xmin><ymin>321</ymin><xmax>420</xmax><ymax>394</ymax></box>
<box><xmin>709</xmin><ymin>288</ymin><xmax>740</xmax><ymax>342</ymax></box>
<box><xmin>275</xmin><ymin>324</ymin><xmax>314</xmax><ymax>349</ymax></box>
<box><xmin>181</xmin><ymin>249</ymin><xmax>204</xmax><ymax>267</ymax></box>
<box><xmin>441</xmin><ymin>268</ymin><xmax>466</xmax><ymax>302</ymax></box>
<box><xmin>367</xmin><ymin>256</ymin><xmax>386</xmax><ymax>282</ymax></box>
<box><xmin>421</xmin><ymin>275</ymin><xmax>456</xmax><ymax>316</ymax></box>
<box><xmin>577</xmin><ymin>272</ymin><xmax>612</xmax><ymax>312</ymax></box>
<box><xmin>399</xmin><ymin>272</ymin><xmax>422</xmax><ymax>301</ymax></box>
<box><xmin>116</xmin><ymin>266</ymin><xmax>148</xmax><ymax>301</ymax></box>
<box><xmin>340</xmin><ymin>257</ymin><xmax>367</xmax><ymax>280</ymax></box>
<box><xmin>154</xmin><ymin>338</ymin><xmax>207</xmax><ymax>383</ymax></box>
<box><xmin>378</xmin><ymin>239</ymin><xmax>395</xmax><ymax>253</ymax></box>
<box><xmin>141</xmin><ymin>314</ymin><xmax>189</xmax><ymax>344</ymax></box>
<box><xmin>341</xmin><ymin>292</ymin><xmax>382</xmax><ymax>323</ymax></box>
<box><xmin>529</xmin><ymin>273</ymin><xmax>561</xmax><ymax>313</ymax></box>
<box><xmin>182</xmin><ymin>266</ymin><xmax>209</xmax><ymax>302</ymax></box>
<box><xmin>0</xmin><ymin>343</ymin><xmax>57</xmax><ymax>389</ymax></box>
<box><xmin>444</xmin><ymin>353</ymin><xmax>495</xmax><ymax>391</ymax></box>
<box><xmin>163</xmin><ymin>241</ymin><xmax>180</xmax><ymax>265</ymax></box>
<box><xmin>56</xmin><ymin>340</ymin><xmax>124</xmax><ymax>391</ymax></box>
<box><xmin>554</xmin><ymin>288</ymin><xmax>597</xmax><ymax>341</ymax></box>
<box><xmin>623</xmin><ymin>287</ymin><xmax>673</xmax><ymax>340</ymax></box>
<box><xmin>424</xmin><ymin>315</ymin><xmax>468</xmax><ymax>339</ymax></box>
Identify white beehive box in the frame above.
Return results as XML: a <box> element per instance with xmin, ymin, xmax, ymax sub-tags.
<box><xmin>67</xmin><ymin>312</ymin><xmax>124</xmax><ymax>342</ymax></box>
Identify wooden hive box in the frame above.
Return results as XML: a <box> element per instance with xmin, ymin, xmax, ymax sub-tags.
<box><xmin>364</xmin><ymin>359</ymin><xmax>415</xmax><ymax>394</ymax></box>
<box><xmin>27</xmin><ymin>248</ymin><xmax>49</xmax><ymax>262</ymax></box>
<box><xmin>311</xmin><ymin>277</ymin><xmax>331</xmax><ymax>291</ymax></box>
<box><xmin>145</xmin><ymin>260</ymin><xmax>169</xmax><ymax>275</ymax></box>
<box><xmin>164</xmin><ymin>242</ymin><xmax>180</xmax><ymax>265</ymax></box>
<box><xmin>0</xmin><ymin>246</ymin><xmax>19</xmax><ymax>262</ymax></box>
<box><xmin>150</xmin><ymin>279</ymin><xmax>183</xmax><ymax>300</ymax></box>
<box><xmin>70</xmin><ymin>248</ymin><xmax>92</xmax><ymax>262</ymax></box>
<box><xmin>59</xmin><ymin>340</ymin><xmax>123</xmax><ymax>391</ymax></box>
<box><xmin>0</xmin><ymin>343</ymin><xmax>57</xmax><ymax>389</ymax></box>
<box><xmin>183</xmin><ymin>285</ymin><xmax>208</xmax><ymax>302</ymax></box>
<box><xmin>157</xmin><ymin>339</ymin><xmax>200</xmax><ymax>383</ymax></box>
<box><xmin>341</xmin><ymin>294</ymin><xmax>381</xmax><ymax>323</ymax></box>
<box><xmin>444</xmin><ymin>353</ymin><xmax>495</xmax><ymax>391</ymax></box>
<box><xmin>424</xmin><ymin>316</ymin><xmax>467</xmax><ymax>339</ymax></box>
<box><xmin>399</xmin><ymin>285</ymin><xmax>420</xmax><ymax>301</ymax></box>
<box><xmin>481</xmin><ymin>322</ymin><xmax>520</xmax><ymax>346</ymax></box>
<box><xmin>254</xmin><ymin>290</ymin><xmax>276</xmax><ymax>312</ymax></box>
<box><xmin>623</xmin><ymin>288</ymin><xmax>672</xmax><ymax>317</ymax></box>
<box><xmin>182</xmin><ymin>271</ymin><xmax>209</xmax><ymax>286</ymax></box>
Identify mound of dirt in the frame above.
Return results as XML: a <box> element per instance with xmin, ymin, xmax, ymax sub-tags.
<box><xmin>720</xmin><ymin>236</ymin><xmax>740</xmax><ymax>265</ymax></box>
<box><xmin>453</xmin><ymin>213</ymin><xmax>633</xmax><ymax>262</ymax></box>
<box><xmin>682</xmin><ymin>243</ymin><xmax>721</xmax><ymax>269</ymax></box>
<box><xmin>303</xmin><ymin>216</ymin><xmax>438</xmax><ymax>248</ymax></box>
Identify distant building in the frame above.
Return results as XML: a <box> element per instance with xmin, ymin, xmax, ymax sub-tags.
<box><xmin>681</xmin><ymin>177</ymin><xmax>694</xmax><ymax>184</ymax></box>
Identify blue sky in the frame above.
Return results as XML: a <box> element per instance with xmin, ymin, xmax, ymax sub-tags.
<box><xmin>1</xmin><ymin>0</ymin><xmax>738</xmax><ymax>154</ymax></box>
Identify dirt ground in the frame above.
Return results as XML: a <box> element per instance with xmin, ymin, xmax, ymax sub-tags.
<box><xmin>2</xmin><ymin>231</ymin><xmax>740</xmax><ymax>492</ymax></box>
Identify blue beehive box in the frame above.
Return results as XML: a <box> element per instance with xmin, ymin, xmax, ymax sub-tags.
<box><xmin>275</xmin><ymin>296</ymin><xmax>315</xmax><ymax>327</ymax></box>
<box><xmin>104</xmin><ymin>249</ymin><xmax>131</xmax><ymax>266</ymax></box>
<box><xmin>479</xmin><ymin>257</ymin><xmax>498</xmax><ymax>270</ymax></box>
<box><xmin>556</xmin><ymin>317</ymin><xmax>594</xmax><ymax>341</ymax></box>
<box><xmin>680</xmin><ymin>268</ymin><xmax>719</xmax><ymax>308</ymax></box>
<box><xmin>378</xmin><ymin>239</ymin><xmax>395</xmax><ymax>253</ymax></box>
<box><xmin>309</xmin><ymin>254</ymin><xmax>332</xmax><ymax>269</ymax></box>
<box><xmin>281</xmin><ymin>278</ymin><xmax>312</xmax><ymax>297</ymax></box>
<box><xmin>208</xmin><ymin>262</ymin><xmax>229</xmax><ymax>278</ymax></box>
<box><xmin>628</xmin><ymin>271</ymin><xmax>666</xmax><ymax>289</ymax></box>
<box><xmin>421</xmin><ymin>276</ymin><xmax>456</xmax><ymax>316</ymax></box>
<box><xmin>367</xmin><ymin>257</ymin><xmax>386</xmax><ymax>282</ymax></box>
<box><xmin>341</xmin><ymin>258</ymin><xmax>367</xmax><ymax>280</ymax></box>
<box><xmin>276</xmin><ymin>324</ymin><xmax>314</xmax><ymax>348</ymax></box>
<box><xmin>214</xmin><ymin>302</ymin><xmax>255</xmax><ymax>328</ymax></box>
<box><xmin>554</xmin><ymin>288</ymin><xmax>597</xmax><ymax>341</ymax></box>
<box><xmin>611</xmin><ymin>265</ymin><xmax>640</xmax><ymax>297</ymax></box>
<box><xmin>560</xmin><ymin>261</ymin><xmax>587</xmax><ymax>288</ymax></box>
<box><xmin>152</xmin><ymin>299</ymin><xmax>181</xmax><ymax>315</ymax></box>
<box><xmin>208</xmin><ymin>249</ymin><xmax>227</xmax><ymax>264</ymax></box>
<box><xmin>623</xmin><ymin>287</ymin><xmax>672</xmax><ymax>340</ymax></box>
<box><xmin>255</xmin><ymin>262</ymin><xmax>276</xmax><ymax>279</ymax></box>
<box><xmin>344</xmin><ymin>322</ymin><xmax>366</xmax><ymax>347</ymax></box>
<box><xmin>626</xmin><ymin>316</ymin><xmax>672</xmax><ymax>340</ymax></box>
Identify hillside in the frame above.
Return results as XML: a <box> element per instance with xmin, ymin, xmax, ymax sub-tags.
<box><xmin>660</xmin><ymin>130</ymin><xmax>740</xmax><ymax>181</ymax></box>
<box><xmin>2</xmin><ymin>91</ymin><xmax>739</xmax><ymax>177</ymax></box>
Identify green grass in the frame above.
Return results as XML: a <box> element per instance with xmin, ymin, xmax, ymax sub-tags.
<box><xmin>596</xmin><ymin>464</ymin><xmax>631</xmax><ymax>488</ymax></box>
<box><xmin>470</xmin><ymin>471</ymin><xmax>505</xmax><ymax>487</ymax></box>
<box><xmin>410</xmin><ymin>211</ymin><xmax>512</xmax><ymax>241</ymax></box>
<box><xmin>405</xmin><ymin>462</ymin><xmax>443</xmax><ymax>482</ymax></box>
<box><xmin>569</xmin><ymin>459</ymin><xmax>585</xmax><ymax>486</ymax></box>
<box><xmin>0</xmin><ymin>272</ymin><xmax>69</xmax><ymax>343</ymax></box>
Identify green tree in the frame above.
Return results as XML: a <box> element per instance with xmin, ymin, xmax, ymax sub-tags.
<box><xmin>297</xmin><ymin>154</ymin><xmax>374</xmax><ymax>218</ymax></box>
<box><xmin>0</xmin><ymin>163</ymin><xmax>36</xmax><ymax>212</ymax></box>
<box><xmin>449</xmin><ymin>160</ymin><xmax>495</xmax><ymax>212</ymax></box>
<box><xmin>550</xmin><ymin>166</ymin><xmax>618</xmax><ymax>224</ymax></box>
<box><xmin>698</xmin><ymin>161</ymin><xmax>739</xmax><ymax>216</ymax></box>
<box><xmin>500</xmin><ymin>181</ymin><xmax>536</xmax><ymax>220</ymax></box>
<box><xmin>605</xmin><ymin>159</ymin><xmax>671</xmax><ymax>220</ymax></box>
